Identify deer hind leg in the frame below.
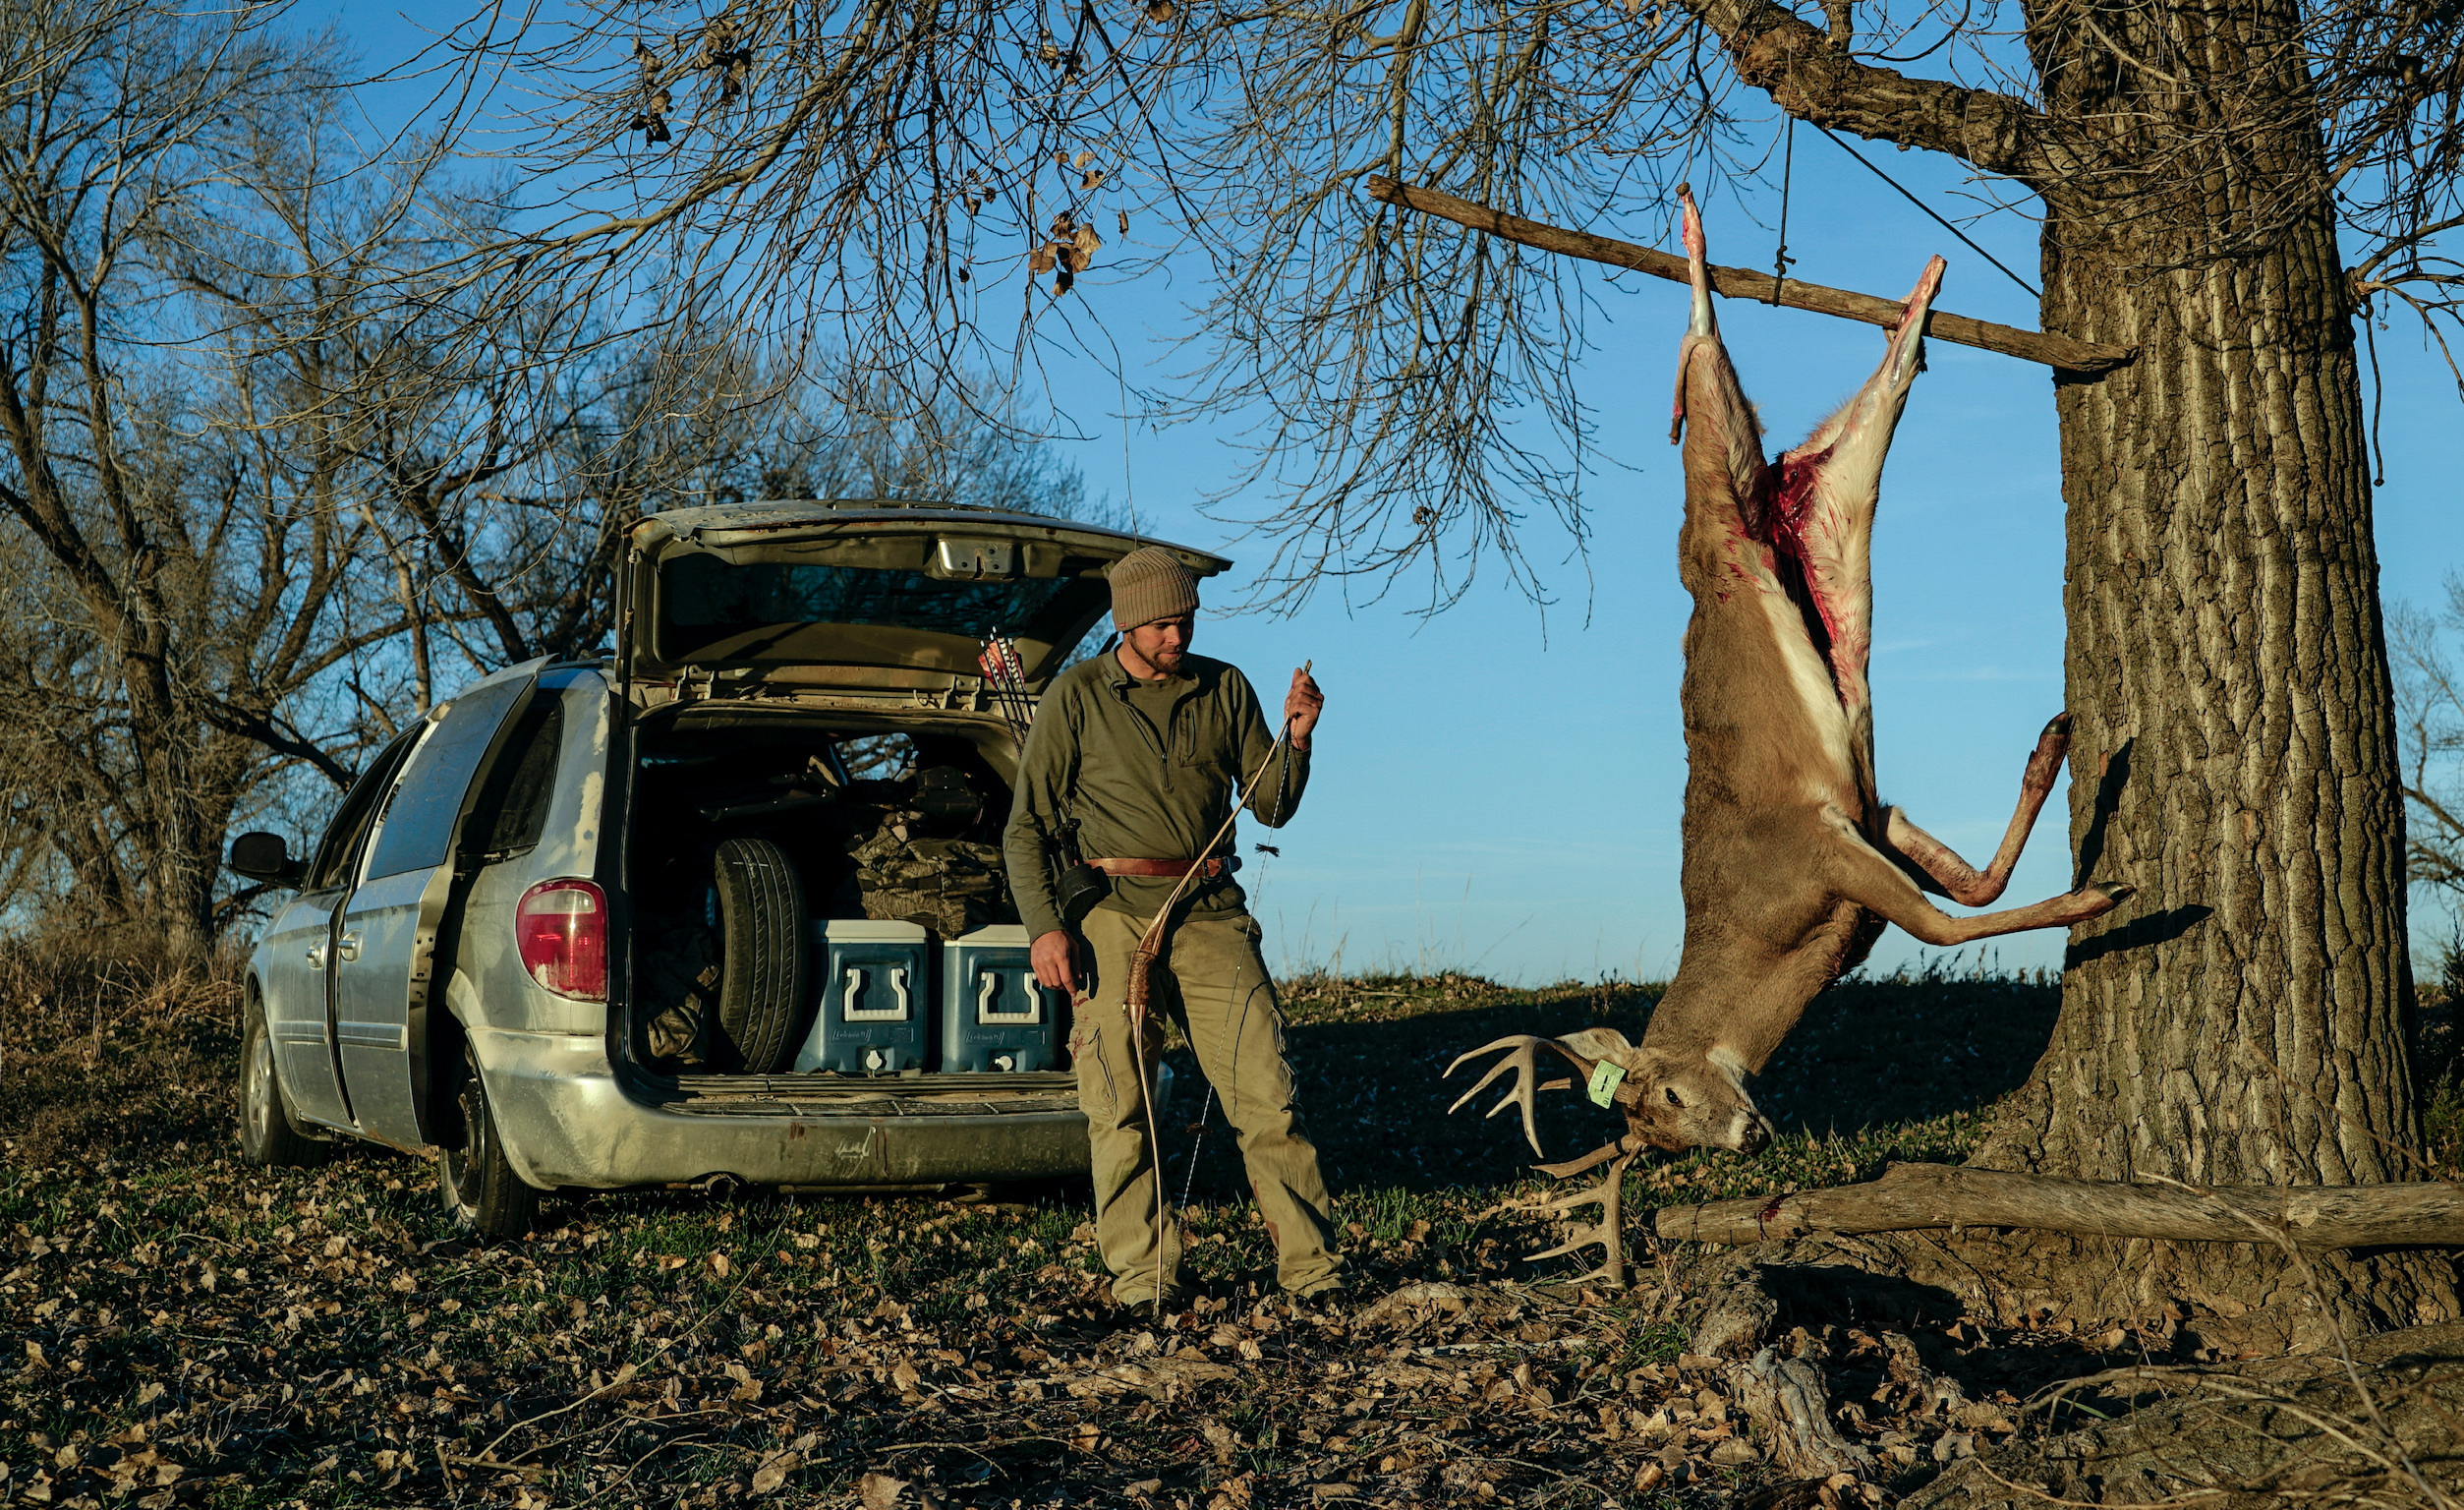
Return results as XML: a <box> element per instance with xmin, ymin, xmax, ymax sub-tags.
<box><xmin>1769</xmin><ymin>257</ymin><xmax>1948</xmax><ymax>714</ymax></box>
<box><xmin>1668</xmin><ymin>187</ymin><xmax>1773</xmax><ymax>523</ymax></box>
<box><xmin>1884</xmin><ymin>713</ymin><xmax>2072</xmax><ymax>906</ymax></box>
<box><xmin>1822</xmin><ymin>808</ymin><xmax>2131</xmax><ymax>948</ymax></box>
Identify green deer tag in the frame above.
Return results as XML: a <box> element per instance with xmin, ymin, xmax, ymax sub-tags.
<box><xmin>1586</xmin><ymin>1061</ymin><xmax>1628</xmax><ymax>1107</ymax></box>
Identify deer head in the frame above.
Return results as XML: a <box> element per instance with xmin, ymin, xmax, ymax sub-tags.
<box><xmin>1446</xmin><ymin>1027</ymin><xmax>1773</xmax><ymax>1174</ymax></box>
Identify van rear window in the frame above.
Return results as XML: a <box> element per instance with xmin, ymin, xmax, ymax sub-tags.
<box><xmin>659</xmin><ymin>556</ymin><xmax>1081</xmax><ymax>654</ymax></box>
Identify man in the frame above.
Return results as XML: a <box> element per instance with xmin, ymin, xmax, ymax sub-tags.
<box><xmin>1003</xmin><ymin>546</ymin><xmax>1343</xmax><ymax>1307</ymax></box>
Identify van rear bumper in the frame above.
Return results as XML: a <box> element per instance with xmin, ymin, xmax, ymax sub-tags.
<box><xmin>470</xmin><ymin>1028</ymin><xmax>1090</xmax><ymax>1190</ymax></box>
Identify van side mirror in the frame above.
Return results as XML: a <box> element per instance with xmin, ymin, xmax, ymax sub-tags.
<box><xmin>229</xmin><ymin>831</ymin><xmax>307</xmax><ymax>889</ymax></box>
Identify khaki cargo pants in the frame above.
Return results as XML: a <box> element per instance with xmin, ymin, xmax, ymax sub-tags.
<box><xmin>1070</xmin><ymin>906</ymin><xmax>1344</xmax><ymax>1304</ymax></box>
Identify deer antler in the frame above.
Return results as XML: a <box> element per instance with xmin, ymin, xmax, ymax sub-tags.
<box><xmin>1524</xmin><ymin>1152</ymin><xmax>1640</xmax><ymax>1289</ymax></box>
<box><xmin>1536</xmin><ymin>1134</ymin><xmax>1636</xmax><ymax>1180</ymax></box>
<box><xmin>1444</xmin><ymin>1035</ymin><xmax>1596</xmax><ymax>1156</ymax></box>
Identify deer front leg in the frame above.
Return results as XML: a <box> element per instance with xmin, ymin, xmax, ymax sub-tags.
<box><xmin>1884</xmin><ymin>713</ymin><xmax>2072</xmax><ymax>906</ymax></box>
<box><xmin>1822</xmin><ymin>810</ymin><xmax>2132</xmax><ymax>947</ymax></box>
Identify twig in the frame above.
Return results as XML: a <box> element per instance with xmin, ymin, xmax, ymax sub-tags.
<box><xmin>883</xmin><ymin>1435</ymin><xmax>1072</xmax><ymax>1458</ymax></box>
<box><xmin>472</xmin><ymin>1221</ymin><xmax>785</xmax><ymax>1465</ymax></box>
<box><xmin>2016</xmin><ymin>1364</ymin><xmax>2217</xmax><ymax>1417</ymax></box>
<box><xmin>591</xmin><ymin>1431</ymin><xmax>716</xmax><ymax>1500</ymax></box>
<box><xmin>438</xmin><ymin>1454</ymin><xmax>549</xmax><ymax>1482</ymax></box>
<box><xmin>474</xmin><ymin>1365</ymin><xmax>647</xmax><ymax>1464</ymax></box>
<box><xmin>1962</xmin><ymin>1450</ymin><xmax>2225</xmax><ymax>1508</ymax></box>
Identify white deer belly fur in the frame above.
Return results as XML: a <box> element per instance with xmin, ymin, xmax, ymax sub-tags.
<box><xmin>1755</xmin><ymin>582</ymin><xmax>1855</xmax><ymax>800</ymax></box>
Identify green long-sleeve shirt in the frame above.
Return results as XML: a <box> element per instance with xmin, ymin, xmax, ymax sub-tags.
<box><xmin>1003</xmin><ymin>651</ymin><xmax>1310</xmax><ymax>941</ymax></box>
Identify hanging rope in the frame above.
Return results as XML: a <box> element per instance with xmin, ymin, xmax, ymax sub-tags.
<box><xmin>1769</xmin><ymin>116</ymin><xmax>1796</xmax><ymax>306</ymax></box>
<box><xmin>1812</xmin><ymin>123</ymin><xmax>2041</xmax><ymax>300</ymax></box>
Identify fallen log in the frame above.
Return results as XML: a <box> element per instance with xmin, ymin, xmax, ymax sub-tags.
<box><xmin>1654</xmin><ymin>1162</ymin><xmax>2464</xmax><ymax>1249</ymax></box>
<box><xmin>1364</xmin><ymin>175</ymin><xmax>2138</xmax><ymax>375</ymax></box>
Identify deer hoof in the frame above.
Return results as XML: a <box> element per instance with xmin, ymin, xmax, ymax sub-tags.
<box><xmin>2027</xmin><ymin>716</ymin><xmax>2074</xmax><ymax>786</ymax></box>
<box><xmin>2087</xmin><ymin>881</ymin><xmax>2136</xmax><ymax>910</ymax></box>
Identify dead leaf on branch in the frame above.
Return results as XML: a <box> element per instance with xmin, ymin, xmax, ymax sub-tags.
<box><xmin>1027</xmin><ymin>213</ymin><xmax>1102</xmax><ymax>288</ymax></box>
<box><xmin>1065</xmin><ymin>221</ymin><xmax>1102</xmax><ymax>273</ymax></box>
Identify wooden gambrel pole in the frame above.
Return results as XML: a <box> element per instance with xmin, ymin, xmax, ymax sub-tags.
<box><xmin>1366</xmin><ymin>176</ymin><xmax>2136</xmax><ymax>375</ymax></box>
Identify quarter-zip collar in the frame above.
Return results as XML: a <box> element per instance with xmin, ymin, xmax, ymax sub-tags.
<box><xmin>1107</xmin><ymin>652</ymin><xmax>1205</xmax><ymax>761</ymax></box>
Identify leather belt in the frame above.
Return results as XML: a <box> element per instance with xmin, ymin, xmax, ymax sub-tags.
<box><xmin>1090</xmin><ymin>856</ymin><xmax>1240</xmax><ymax>879</ymax></box>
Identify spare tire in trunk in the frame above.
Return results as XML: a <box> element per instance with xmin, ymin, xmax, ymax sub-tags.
<box><xmin>710</xmin><ymin>836</ymin><xmax>807</xmax><ymax>1074</ymax></box>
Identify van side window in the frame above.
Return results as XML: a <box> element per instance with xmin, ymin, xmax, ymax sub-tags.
<box><xmin>364</xmin><ymin>677</ymin><xmax>531</xmax><ymax>880</ymax></box>
<box><xmin>307</xmin><ymin>728</ymin><xmax>423</xmax><ymax>891</ymax></box>
<box><xmin>471</xmin><ymin>700</ymin><xmax>566</xmax><ymax>858</ymax></box>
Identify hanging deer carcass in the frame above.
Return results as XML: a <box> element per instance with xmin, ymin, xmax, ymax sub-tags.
<box><xmin>1448</xmin><ymin>188</ymin><xmax>2134</xmax><ymax>1285</ymax></box>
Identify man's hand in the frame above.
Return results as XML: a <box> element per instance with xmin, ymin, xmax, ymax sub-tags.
<box><xmin>1031</xmin><ymin>929</ymin><xmax>1081</xmax><ymax>996</ymax></box>
<box><xmin>1285</xmin><ymin>666</ymin><xmax>1324</xmax><ymax>751</ymax></box>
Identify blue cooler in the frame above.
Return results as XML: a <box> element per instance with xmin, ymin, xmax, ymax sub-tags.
<box><xmin>940</xmin><ymin>924</ymin><xmax>1066</xmax><ymax>1073</ymax></box>
<box><xmin>794</xmin><ymin>920</ymin><xmax>931</xmax><ymax>1074</ymax></box>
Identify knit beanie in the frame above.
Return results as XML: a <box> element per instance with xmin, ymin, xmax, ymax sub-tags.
<box><xmin>1109</xmin><ymin>547</ymin><xmax>1200</xmax><ymax>630</ymax></box>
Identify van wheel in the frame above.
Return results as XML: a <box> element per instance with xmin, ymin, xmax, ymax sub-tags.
<box><xmin>710</xmin><ymin>836</ymin><xmax>807</xmax><ymax>1074</ymax></box>
<box><xmin>439</xmin><ymin>1041</ymin><xmax>540</xmax><ymax>1240</ymax></box>
<box><xmin>239</xmin><ymin>994</ymin><xmax>327</xmax><ymax>1168</ymax></box>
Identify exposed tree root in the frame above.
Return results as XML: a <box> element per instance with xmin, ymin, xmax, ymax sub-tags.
<box><xmin>1654</xmin><ymin>1233</ymin><xmax>2464</xmax><ymax>1504</ymax></box>
<box><xmin>1905</xmin><ymin>1322</ymin><xmax>2464</xmax><ymax>1509</ymax></box>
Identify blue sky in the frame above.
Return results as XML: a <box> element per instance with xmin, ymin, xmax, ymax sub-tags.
<box><xmin>315</xmin><ymin>6</ymin><xmax>2461</xmax><ymax>985</ymax></box>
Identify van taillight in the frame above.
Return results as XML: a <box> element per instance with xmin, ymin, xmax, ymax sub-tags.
<box><xmin>516</xmin><ymin>880</ymin><xmax>607</xmax><ymax>1000</ymax></box>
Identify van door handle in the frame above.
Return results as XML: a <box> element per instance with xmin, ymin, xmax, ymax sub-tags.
<box><xmin>335</xmin><ymin>933</ymin><xmax>362</xmax><ymax>962</ymax></box>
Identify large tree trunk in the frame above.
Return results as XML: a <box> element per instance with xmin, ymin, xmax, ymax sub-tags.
<box><xmin>1974</xmin><ymin>195</ymin><xmax>2415</xmax><ymax>1189</ymax></box>
<box><xmin>1955</xmin><ymin>0</ymin><xmax>2451</xmax><ymax>1337</ymax></box>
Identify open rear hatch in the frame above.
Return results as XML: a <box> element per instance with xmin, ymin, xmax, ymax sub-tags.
<box><xmin>615</xmin><ymin>500</ymin><xmax>1226</xmax><ymax>1131</ymax></box>
<box><xmin>618</xmin><ymin>499</ymin><xmax>1230</xmax><ymax>697</ymax></box>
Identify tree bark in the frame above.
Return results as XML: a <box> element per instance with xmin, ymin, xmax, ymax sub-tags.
<box><xmin>1940</xmin><ymin>0</ymin><xmax>2454</xmax><ymax>1335</ymax></box>
<box><xmin>1973</xmin><ymin>1</ymin><xmax>2418</xmax><ymax>1199</ymax></box>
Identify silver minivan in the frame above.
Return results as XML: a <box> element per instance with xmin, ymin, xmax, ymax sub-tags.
<box><xmin>230</xmin><ymin>500</ymin><xmax>1224</xmax><ymax>1236</ymax></box>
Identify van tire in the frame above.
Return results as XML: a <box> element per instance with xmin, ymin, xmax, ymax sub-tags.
<box><xmin>439</xmin><ymin>1041</ymin><xmax>540</xmax><ymax>1240</ymax></box>
<box><xmin>239</xmin><ymin>992</ymin><xmax>328</xmax><ymax>1168</ymax></box>
<box><xmin>711</xmin><ymin>836</ymin><xmax>807</xmax><ymax>1074</ymax></box>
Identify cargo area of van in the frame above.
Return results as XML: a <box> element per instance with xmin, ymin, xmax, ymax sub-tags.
<box><xmin>617</xmin><ymin>701</ymin><xmax>1087</xmax><ymax>1123</ymax></box>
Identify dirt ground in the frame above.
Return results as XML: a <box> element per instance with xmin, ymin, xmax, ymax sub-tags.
<box><xmin>3</xmin><ymin>953</ymin><xmax>2459</xmax><ymax>1509</ymax></box>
